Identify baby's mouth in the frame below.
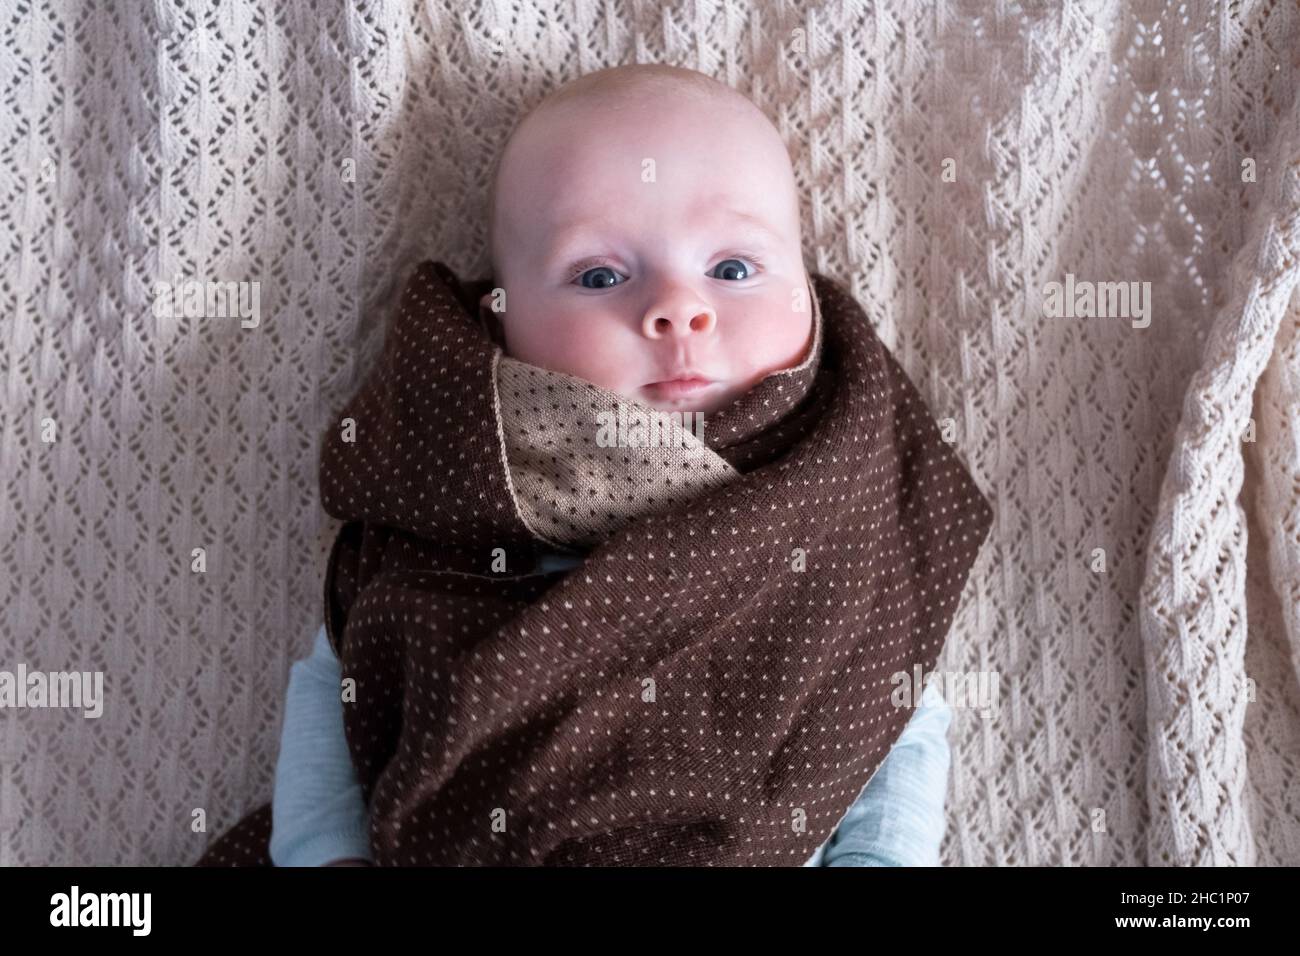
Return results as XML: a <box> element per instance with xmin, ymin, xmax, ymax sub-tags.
<box><xmin>641</xmin><ymin>375</ymin><xmax>720</xmax><ymax>403</ymax></box>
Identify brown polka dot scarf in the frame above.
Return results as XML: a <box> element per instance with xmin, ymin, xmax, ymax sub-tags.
<box><xmin>197</xmin><ymin>259</ymin><xmax>993</xmax><ymax>867</ymax></box>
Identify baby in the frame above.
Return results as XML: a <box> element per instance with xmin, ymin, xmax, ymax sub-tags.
<box><xmin>476</xmin><ymin>65</ymin><xmax>813</xmax><ymax>417</ymax></box>
<box><xmin>264</xmin><ymin>64</ymin><xmax>964</xmax><ymax>867</ymax></box>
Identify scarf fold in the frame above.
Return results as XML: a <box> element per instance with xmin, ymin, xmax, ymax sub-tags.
<box><xmin>314</xmin><ymin>259</ymin><xmax>992</xmax><ymax>866</ymax></box>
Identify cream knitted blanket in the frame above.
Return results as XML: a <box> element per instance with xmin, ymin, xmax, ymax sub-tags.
<box><xmin>2</xmin><ymin>1</ymin><xmax>1297</xmax><ymax>866</ymax></box>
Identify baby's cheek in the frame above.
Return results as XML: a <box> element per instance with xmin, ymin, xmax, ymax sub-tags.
<box><xmin>730</xmin><ymin>303</ymin><xmax>813</xmax><ymax>375</ymax></box>
<box><xmin>507</xmin><ymin>316</ymin><xmax>636</xmax><ymax>391</ymax></box>
<box><xmin>564</xmin><ymin>344</ymin><xmax>635</xmax><ymax>391</ymax></box>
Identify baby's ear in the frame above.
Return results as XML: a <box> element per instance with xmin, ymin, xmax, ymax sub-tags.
<box><xmin>478</xmin><ymin>290</ymin><xmax>506</xmax><ymax>348</ymax></box>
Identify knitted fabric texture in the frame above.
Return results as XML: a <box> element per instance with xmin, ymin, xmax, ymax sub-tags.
<box><xmin>195</xmin><ymin>259</ymin><xmax>992</xmax><ymax>866</ymax></box>
<box><xmin>9</xmin><ymin>3</ymin><xmax>1300</xmax><ymax>867</ymax></box>
<box><xmin>496</xmin><ymin>272</ymin><xmax>824</xmax><ymax>550</ymax></box>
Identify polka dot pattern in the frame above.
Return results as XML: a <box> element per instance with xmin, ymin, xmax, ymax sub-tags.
<box><xmin>196</xmin><ymin>260</ymin><xmax>993</xmax><ymax>867</ymax></box>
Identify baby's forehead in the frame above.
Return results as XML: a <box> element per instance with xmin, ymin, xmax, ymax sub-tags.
<box><xmin>489</xmin><ymin>70</ymin><xmax>799</xmax><ymax>264</ymax></box>
<box><xmin>499</xmin><ymin>92</ymin><xmax>793</xmax><ymax>200</ymax></box>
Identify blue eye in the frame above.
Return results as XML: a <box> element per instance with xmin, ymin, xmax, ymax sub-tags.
<box><xmin>710</xmin><ymin>257</ymin><xmax>755</xmax><ymax>280</ymax></box>
<box><xmin>576</xmin><ymin>266</ymin><xmax>624</xmax><ymax>289</ymax></box>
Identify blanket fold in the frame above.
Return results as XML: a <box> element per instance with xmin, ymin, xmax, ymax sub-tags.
<box><xmin>198</xmin><ymin>259</ymin><xmax>993</xmax><ymax>867</ymax></box>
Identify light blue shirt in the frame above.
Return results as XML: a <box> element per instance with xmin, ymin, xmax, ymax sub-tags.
<box><xmin>270</xmin><ymin>555</ymin><xmax>953</xmax><ymax>866</ymax></box>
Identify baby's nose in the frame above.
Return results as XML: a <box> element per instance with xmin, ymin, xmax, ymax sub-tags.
<box><xmin>643</xmin><ymin>308</ymin><xmax>716</xmax><ymax>339</ymax></box>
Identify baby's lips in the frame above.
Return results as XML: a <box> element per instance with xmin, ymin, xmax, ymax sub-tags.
<box><xmin>642</xmin><ymin>377</ymin><xmax>720</xmax><ymax>402</ymax></box>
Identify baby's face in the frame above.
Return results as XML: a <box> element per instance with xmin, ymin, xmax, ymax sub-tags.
<box><xmin>482</xmin><ymin>80</ymin><xmax>812</xmax><ymax>416</ymax></box>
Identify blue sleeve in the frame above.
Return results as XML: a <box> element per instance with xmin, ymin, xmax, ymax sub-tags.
<box><xmin>813</xmin><ymin>679</ymin><xmax>953</xmax><ymax>867</ymax></box>
<box><xmin>268</xmin><ymin>624</ymin><xmax>374</xmax><ymax>866</ymax></box>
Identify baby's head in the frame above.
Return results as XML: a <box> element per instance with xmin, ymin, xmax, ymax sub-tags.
<box><xmin>480</xmin><ymin>64</ymin><xmax>813</xmax><ymax>416</ymax></box>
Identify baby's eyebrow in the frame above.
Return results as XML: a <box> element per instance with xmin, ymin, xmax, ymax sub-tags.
<box><xmin>541</xmin><ymin>209</ymin><xmax>781</xmax><ymax>271</ymax></box>
<box><xmin>541</xmin><ymin>220</ymin><xmax>615</xmax><ymax>270</ymax></box>
<box><xmin>714</xmin><ymin>209</ymin><xmax>783</xmax><ymax>243</ymax></box>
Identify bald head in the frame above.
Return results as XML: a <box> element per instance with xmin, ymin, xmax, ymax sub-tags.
<box><xmin>486</xmin><ymin>64</ymin><xmax>798</xmax><ymax>280</ymax></box>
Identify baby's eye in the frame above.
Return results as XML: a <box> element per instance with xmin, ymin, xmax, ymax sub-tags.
<box><xmin>575</xmin><ymin>266</ymin><xmax>625</xmax><ymax>289</ymax></box>
<box><xmin>709</xmin><ymin>257</ymin><xmax>757</xmax><ymax>281</ymax></box>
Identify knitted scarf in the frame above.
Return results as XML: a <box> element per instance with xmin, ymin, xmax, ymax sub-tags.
<box><xmin>198</xmin><ymin>259</ymin><xmax>993</xmax><ymax>867</ymax></box>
